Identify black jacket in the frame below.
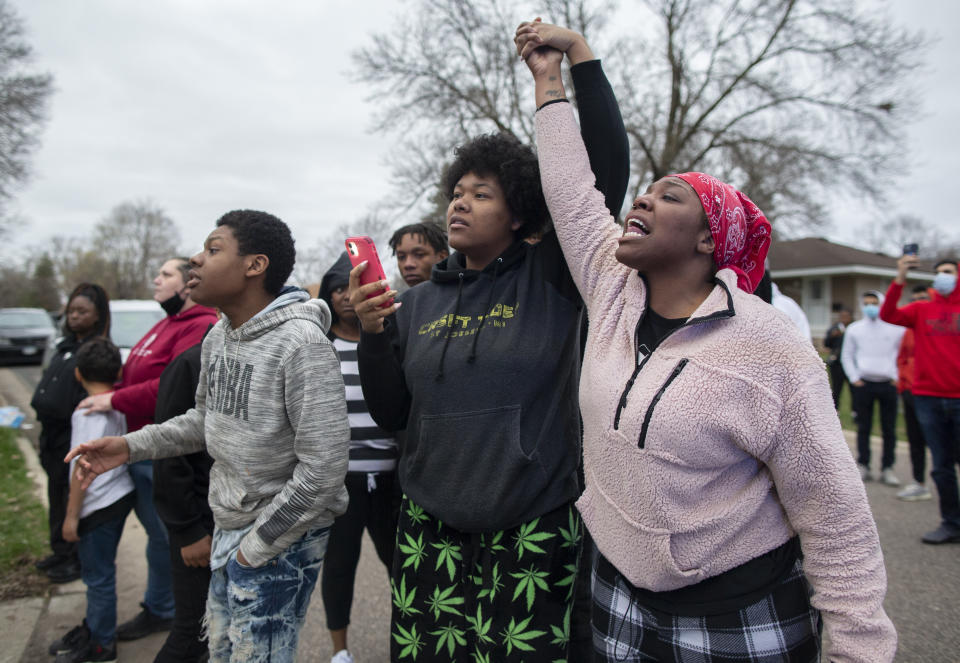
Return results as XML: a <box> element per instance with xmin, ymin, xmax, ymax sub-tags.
<box><xmin>358</xmin><ymin>60</ymin><xmax>628</xmax><ymax>532</ymax></box>
<box><xmin>152</xmin><ymin>335</ymin><xmax>214</xmax><ymax>547</ymax></box>
<box><xmin>31</xmin><ymin>335</ymin><xmax>90</xmax><ymax>452</ymax></box>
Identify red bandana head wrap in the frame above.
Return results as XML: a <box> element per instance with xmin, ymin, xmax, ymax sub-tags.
<box><xmin>670</xmin><ymin>172</ymin><xmax>771</xmax><ymax>293</ymax></box>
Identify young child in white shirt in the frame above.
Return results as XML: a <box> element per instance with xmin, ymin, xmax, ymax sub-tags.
<box><xmin>51</xmin><ymin>337</ymin><xmax>132</xmax><ymax>663</ymax></box>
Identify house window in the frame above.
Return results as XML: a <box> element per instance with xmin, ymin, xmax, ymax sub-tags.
<box><xmin>809</xmin><ymin>279</ymin><xmax>823</xmax><ymax>301</ymax></box>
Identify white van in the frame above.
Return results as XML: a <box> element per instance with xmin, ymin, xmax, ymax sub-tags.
<box><xmin>109</xmin><ymin>300</ymin><xmax>166</xmax><ymax>363</ymax></box>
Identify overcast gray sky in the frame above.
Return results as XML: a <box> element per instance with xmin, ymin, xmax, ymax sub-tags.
<box><xmin>5</xmin><ymin>0</ymin><xmax>959</xmax><ymax>271</ymax></box>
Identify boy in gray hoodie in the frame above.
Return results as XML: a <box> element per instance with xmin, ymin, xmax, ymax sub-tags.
<box><xmin>67</xmin><ymin>210</ymin><xmax>350</xmax><ymax>663</ymax></box>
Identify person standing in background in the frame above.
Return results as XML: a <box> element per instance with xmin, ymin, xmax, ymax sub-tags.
<box><xmin>881</xmin><ymin>257</ymin><xmax>960</xmax><ymax>544</ymax></box>
<box><xmin>151</xmin><ymin>325</ymin><xmax>214</xmax><ymax>663</ymax></box>
<box><xmin>841</xmin><ymin>291</ymin><xmax>905</xmax><ymax>485</ymax></box>
<box><xmin>50</xmin><ymin>338</ymin><xmax>133</xmax><ymax>663</ymax></box>
<box><xmin>825</xmin><ymin>308</ymin><xmax>853</xmax><ymax>409</ymax></box>
<box><xmin>896</xmin><ymin>285</ymin><xmax>933</xmax><ymax>502</ymax></box>
<box><xmin>31</xmin><ymin>283</ymin><xmax>111</xmax><ymax>584</ymax></box>
<box><xmin>388</xmin><ymin>223</ymin><xmax>449</xmax><ymax>288</ymax></box>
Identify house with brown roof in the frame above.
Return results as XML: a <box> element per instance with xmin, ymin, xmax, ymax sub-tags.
<box><xmin>768</xmin><ymin>237</ymin><xmax>935</xmax><ymax>345</ymax></box>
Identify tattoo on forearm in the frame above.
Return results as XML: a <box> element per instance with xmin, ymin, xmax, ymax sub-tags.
<box><xmin>549</xmin><ymin>75</ymin><xmax>557</xmax><ymax>81</ymax></box>
<box><xmin>546</xmin><ymin>88</ymin><xmax>562</xmax><ymax>98</ymax></box>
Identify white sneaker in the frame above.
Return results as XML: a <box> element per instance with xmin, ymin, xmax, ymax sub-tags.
<box><xmin>897</xmin><ymin>483</ymin><xmax>933</xmax><ymax>501</ymax></box>
<box><xmin>858</xmin><ymin>465</ymin><xmax>874</xmax><ymax>482</ymax></box>
<box><xmin>880</xmin><ymin>468</ymin><xmax>900</xmax><ymax>486</ymax></box>
<box><xmin>332</xmin><ymin>650</ymin><xmax>355</xmax><ymax>663</ymax></box>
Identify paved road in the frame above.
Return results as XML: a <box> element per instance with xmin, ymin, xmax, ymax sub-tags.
<box><xmin>2</xmin><ymin>365</ymin><xmax>958</xmax><ymax>662</ymax></box>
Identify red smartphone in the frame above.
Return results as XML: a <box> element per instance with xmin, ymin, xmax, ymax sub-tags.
<box><xmin>345</xmin><ymin>236</ymin><xmax>394</xmax><ymax>308</ymax></box>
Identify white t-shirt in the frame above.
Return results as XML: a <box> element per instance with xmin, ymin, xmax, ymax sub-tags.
<box><xmin>771</xmin><ymin>283</ymin><xmax>812</xmax><ymax>341</ymax></box>
<box><xmin>69</xmin><ymin>409</ymin><xmax>133</xmax><ymax>519</ymax></box>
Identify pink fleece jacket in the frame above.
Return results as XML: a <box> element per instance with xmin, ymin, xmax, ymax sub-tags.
<box><xmin>536</xmin><ymin>102</ymin><xmax>895</xmax><ymax>662</ymax></box>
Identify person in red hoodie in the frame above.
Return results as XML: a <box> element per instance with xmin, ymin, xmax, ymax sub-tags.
<box><xmin>881</xmin><ymin>257</ymin><xmax>960</xmax><ymax>543</ymax></box>
<box><xmin>77</xmin><ymin>257</ymin><xmax>219</xmax><ymax>637</ymax></box>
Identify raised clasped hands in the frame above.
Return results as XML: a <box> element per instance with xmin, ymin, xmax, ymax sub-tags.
<box><xmin>63</xmin><ymin>435</ymin><xmax>130</xmax><ymax>490</ymax></box>
<box><xmin>514</xmin><ymin>19</ymin><xmax>594</xmax><ymax>71</ymax></box>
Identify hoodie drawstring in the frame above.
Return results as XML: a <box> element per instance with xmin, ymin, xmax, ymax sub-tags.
<box><xmin>468</xmin><ymin>258</ymin><xmax>502</xmax><ymax>364</ymax></box>
<box><xmin>436</xmin><ymin>273</ymin><xmax>465</xmax><ymax>381</ymax></box>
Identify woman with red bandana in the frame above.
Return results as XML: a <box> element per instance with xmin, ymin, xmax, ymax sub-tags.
<box><xmin>518</xmin><ymin>23</ymin><xmax>896</xmax><ymax>663</ymax></box>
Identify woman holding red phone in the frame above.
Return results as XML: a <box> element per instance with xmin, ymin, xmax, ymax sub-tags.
<box><xmin>350</xmin><ymin>22</ymin><xmax>627</xmax><ymax>662</ymax></box>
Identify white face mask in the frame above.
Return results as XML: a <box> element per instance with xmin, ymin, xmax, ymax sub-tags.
<box><xmin>932</xmin><ymin>272</ymin><xmax>957</xmax><ymax>296</ymax></box>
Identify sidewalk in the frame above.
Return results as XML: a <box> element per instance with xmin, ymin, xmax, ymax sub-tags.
<box><xmin>0</xmin><ymin>430</ymin><xmax>167</xmax><ymax>663</ymax></box>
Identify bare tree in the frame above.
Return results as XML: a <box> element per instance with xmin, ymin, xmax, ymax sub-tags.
<box><xmin>91</xmin><ymin>200</ymin><xmax>181</xmax><ymax>299</ymax></box>
<box><xmin>292</xmin><ymin>212</ymin><xmax>397</xmax><ymax>287</ymax></box>
<box><xmin>0</xmin><ymin>251</ymin><xmax>59</xmax><ymax>309</ymax></box>
<box><xmin>352</xmin><ymin>0</ymin><xmax>925</xmax><ymax>236</ymax></box>
<box><xmin>353</xmin><ymin>0</ymin><xmax>608</xmax><ymax>212</ymax></box>
<box><xmin>47</xmin><ymin>235</ymin><xmax>119</xmax><ymax>298</ymax></box>
<box><xmin>0</xmin><ymin>0</ymin><xmax>53</xmax><ymax>231</ymax></box>
<box><xmin>857</xmin><ymin>214</ymin><xmax>953</xmax><ymax>260</ymax></box>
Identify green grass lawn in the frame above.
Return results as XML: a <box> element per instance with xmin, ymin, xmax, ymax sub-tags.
<box><xmin>0</xmin><ymin>426</ymin><xmax>50</xmax><ymax>598</ymax></box>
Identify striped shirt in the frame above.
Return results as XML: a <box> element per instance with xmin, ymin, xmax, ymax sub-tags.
<box><xmin>333</xmin><ymin>336</ymin><xmax>397</xmax><ymax>473</ymax></box>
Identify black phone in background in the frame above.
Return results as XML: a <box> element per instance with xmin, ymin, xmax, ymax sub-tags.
<box><xmin>903</xmin><ymin>243</ymin><xmax>919</xmax><ymax>256</ymax></box>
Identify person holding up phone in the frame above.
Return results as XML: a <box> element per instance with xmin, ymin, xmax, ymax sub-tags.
<box><xmin>880</xmin><ymin>255</ymin><xmax>960</xmax><ymax>544</ymax></box>
<box><xmin>349</xmin><ymin>22</ymin><xmax>628</xmax><ymax>662</ymax></box>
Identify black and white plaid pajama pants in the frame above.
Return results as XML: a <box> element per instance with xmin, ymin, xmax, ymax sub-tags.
<box><xmin>591</xmin><ymin>546</ymin><xmax>822</xmax><ymax>662</ymax></box>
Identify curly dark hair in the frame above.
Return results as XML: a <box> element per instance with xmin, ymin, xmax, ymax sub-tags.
<box><xmin>388</xmin><ymin>222</ymin><xmax>449</xmax><ymax>255</ymax></box>
<box><xmin>215</xmin><ymin>210</ymin><xmax>295</xmax><ymax>295</ymax></box>
<box><xmin>64</xmin><ymin>283</ymin><xmax>111</xmax><ymax>341</ymax></box>
<box><xmin>75</xmin><ymin>336</ymin><xmax>122</xmax><ymax>384</ymax></box>
<box><xmin>441</xmin><ymin>133</ymin><xmax>550</xmax><ymax>241</ymax></box>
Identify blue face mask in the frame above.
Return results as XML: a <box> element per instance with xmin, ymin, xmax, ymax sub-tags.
<box><xmin>932</xmin><ymin>272</ymin><xmax>957</xmax><ymax>297</ymax></box>
<box><xmin>862</xmin><ymin>303</ymin><xmax>880</xmax><ymax>320</ymax></box>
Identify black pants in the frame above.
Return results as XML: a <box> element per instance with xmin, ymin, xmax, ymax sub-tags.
<box><xmin>902</xmin><ymin>390</ymin><xmax>927</xmax><ymax>484</ymax></box>
<box><xmin>320</xmin><ymin>471</ymin><xmax>400</xmax><ymax>631</ymax></box>
<box><xmin>570</xmin><ymin>527</ymin><xmax>594</xmax><ymax>662</ymax></box>
<box><xmin>39</xmin><ymin>436</ymin><xmax>77</xmax><ymax>559</ymax></box>
<box><xmin>853</xmin><ymin>380</ymin><xmax>898</xmax><ymax>470</ymax></box>
<box><xmin>153</xmin><ymin>536</ymin><xmax>212</xmax><ymax>663</ymax></box>
<box><xmin>828</xmin><ymin>360</ymin><xmax>848</xmax><ymax>410</ymax></box>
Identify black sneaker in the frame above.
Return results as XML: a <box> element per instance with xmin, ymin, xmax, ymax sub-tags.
<box><xmin>35</xmin><ymin>553</ymin><xmax>71</xmax><ymax>571</ymax></box>
<box><xmin>54</xmin><ymin>640</ymin><xmax>117</xmax><ymax>663</ymax></box>
<box><xmin>49</xmin><ymin>621</ymin><xmax>90</xmax><ymax>655</ymax></box>
<box><xmin>921</xmin><ymin>524</ymin><xmax>960</xmax><ymax>544</ymax></box>
<box><xmin>116</xmin><ymin>602</ymin><xmax>173</xmax><ymax>641</ymax></box>
<box><xmin>47</xmin><ymin>558</ymin><xmax>82</xmax><ymax>584</ymax></box>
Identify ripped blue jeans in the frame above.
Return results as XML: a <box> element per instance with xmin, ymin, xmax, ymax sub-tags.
<box><xmin>206</xmin><ymin>527</ymin><xmax>329</xmax><ymax>663</ymax></box>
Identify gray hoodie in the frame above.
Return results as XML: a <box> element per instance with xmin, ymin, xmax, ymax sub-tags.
<box><xmin>125</xmin><ymin>298</ymin><xmax>350</xmax><ymax>567</ymax></box>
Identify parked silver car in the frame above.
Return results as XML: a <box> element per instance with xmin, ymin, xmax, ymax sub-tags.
<box><xmin>0</xmin><ymin>308</ymin><xmax>58</xmax><ymax>365</ymax></box>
